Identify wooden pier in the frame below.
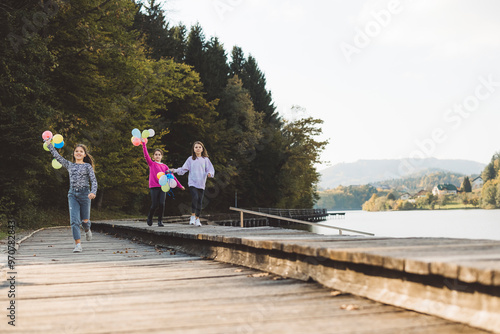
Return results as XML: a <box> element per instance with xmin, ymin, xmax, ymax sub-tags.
<box><xmin>0</xmin><ymin>226</ymin><xmax>492</xmax><ymax>333</ymax></box>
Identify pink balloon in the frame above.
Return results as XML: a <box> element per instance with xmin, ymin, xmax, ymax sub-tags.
<box><xmin>131</xmin><ymin>137</ymin><xmax>141</xmax><ymax>146</ymax></box>
<box><xmin>42</xmin><ymin>130</ymin><xmax>53</xmax><ymax>140</ymax></box>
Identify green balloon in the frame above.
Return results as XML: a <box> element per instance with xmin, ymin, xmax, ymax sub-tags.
<box><xmin>43</xmin><ymin>142</ymin><xmax>50</xmax><ymax>151</ymax></box>
<box><xmin>142</xmin><ymin>129</ymin><xmax>150</xmax><ymax>138</ymax></box>
<box><xmin>52</xmin><ymin>159</ymin><xmax>62</xmax><ymax>169</ymax></box>
<box><xmin>161</xmin><ymin>184</ymin><xmax>170</xmax><ymax>192</ymax></box>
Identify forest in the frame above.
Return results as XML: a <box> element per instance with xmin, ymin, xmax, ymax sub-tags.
<box><xmin>0</xmin><ymin>0</ymin><xmax>327</xmax><ymax>228</ymax></box>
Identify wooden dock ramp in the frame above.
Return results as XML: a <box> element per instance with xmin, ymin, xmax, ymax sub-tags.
<box><xmin>88</xmin><ymin>219</ymin><xmax>500</xmax><ymax>333</ymax></box>
<box><xmin>0</xmin><ymin>222</ymin><xmax>497</xmax><ymax>333</ymax></box>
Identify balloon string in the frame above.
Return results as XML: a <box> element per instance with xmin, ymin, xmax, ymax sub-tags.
<box><xmin>167</xmin><ymin>189</ymin><xmax>175</xmax><ymax>199</ymax></box>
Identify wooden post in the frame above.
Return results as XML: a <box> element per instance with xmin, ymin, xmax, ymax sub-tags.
<box><xmin>240</xmin><ymin>211</ymin><xmax>244</xmax><ymax>228</ymax></box>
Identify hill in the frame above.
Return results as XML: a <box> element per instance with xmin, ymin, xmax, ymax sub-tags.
<box><xmin>318</xmin><ymin>158</ymin><xmax>485</xmax><ymax>190</ymax></box>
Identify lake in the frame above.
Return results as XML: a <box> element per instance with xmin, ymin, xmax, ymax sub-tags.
<box><xmin>310</xmin><ymin>209</ymin><xmax>500</xmax><ymax>240</ymax></box>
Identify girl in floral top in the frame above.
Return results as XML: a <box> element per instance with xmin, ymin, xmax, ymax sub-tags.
<box><xmin>45</xmin><ymin>138</ymin><xmax>97</xmax><ymax>253</ymax></box>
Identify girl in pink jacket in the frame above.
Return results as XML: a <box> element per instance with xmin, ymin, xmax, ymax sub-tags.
<box><xmin>142</xmin><ymin>140</ymin><xmax>184</xmax><ymax>226</ymax></box>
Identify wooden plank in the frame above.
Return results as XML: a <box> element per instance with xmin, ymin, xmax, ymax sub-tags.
<box><xmin>0</xmin><ymin>228</ymin><xmax>489</xmax><ymax>334</ymax></box>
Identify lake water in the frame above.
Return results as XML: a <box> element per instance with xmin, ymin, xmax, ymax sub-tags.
<box><xmin>310</xmin><ymin>209</ymin><xmax>500</xmax><ymax>240</ymax></box>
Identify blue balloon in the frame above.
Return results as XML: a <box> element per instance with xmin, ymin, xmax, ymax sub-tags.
<box><xmin>159</xmin><ymin>175</ymin><xmax>167</xmax><ymax>186</ymax></box>
<box><xmin>166</xmin><ymin>173</ymin><xmax>173</xmax><ymax>179</ymax></box>
<box><xmin>54</xmin><ymin>141</ymin><xmax>64</xmax><ymax>149</ymax></box>
<box><xmin>131</xmin><ymin>128</ymin><xmax>141</xmax><ymax>138</ymax></box>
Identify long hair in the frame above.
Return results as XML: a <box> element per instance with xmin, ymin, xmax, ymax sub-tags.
<box><xmin>191</xmin><ymin>141</ymin><xmax>209</xmax><ymax>160</ymax></box>
<box><xmin>73</xmin><ymin>144</ymin><xmax>95</xmax><ymax>169</ymax></box>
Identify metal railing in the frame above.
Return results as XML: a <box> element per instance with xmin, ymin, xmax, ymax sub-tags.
<box><xmin>229</xmin><ymin>207</ymin><xmax>374</xmax><ymax>236</ymax></box>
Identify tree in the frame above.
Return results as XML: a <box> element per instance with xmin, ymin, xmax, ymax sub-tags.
<box><xmin>461</xmin><ymin>176</ymin><xmax>472</xmax><ymax>193</ymax></box>
<box><xmin>0</xmin><ymin>0</ymin><xmax>57</xmax><ymax>225</ymax></box>
<box><xmin>202</xmin><ymin>37</ymin><xmax>230</xmax><ymax>101</ymax></box>
<box><xmin>185</xmin><ymin>23</ymin><xmax>206</xmax><ymax>79</ymax></box>
<box><xmin>276</xmin><ymin>114</ymin><xmax>328</xmax><ymax>208</ymax></box>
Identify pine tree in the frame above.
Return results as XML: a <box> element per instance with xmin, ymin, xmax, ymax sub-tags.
<box><xmin>461</xmin><ymin>176</ymin><xmax>472</xmax><ymax>193</ymax></box>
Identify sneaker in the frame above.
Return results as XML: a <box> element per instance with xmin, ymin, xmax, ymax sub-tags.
<box><xmin>73</xmin><ymin>243</ymin><xmax>82</xmax><ymax>253</ymax></box>
<box><xmin>158</xmin><ymin>222</ymin><xmax>164</xmax><ymax>227</ymax></box>
<box><xmin>194</xmin><ymin>218</ymin><xmax>202</xmax><ymax>227</ymax></box>
<box><xmin>189</xmin><ymin>216</ymin><xmax>196</xmax><ymax>225</ymax></box>
<box><xmin>85</xmin><ymin>229</ymin><xmax>92</xmax><ymax>241</ymax></box>
<box><xmin>147</xmin><ymin>220</ymin><xmax>152</xmax><ymax>226</ymax></box>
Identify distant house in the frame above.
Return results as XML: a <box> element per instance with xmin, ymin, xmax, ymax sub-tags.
<box><xmin>432</xmin><ymin>184</ymin><xmax>458</xmax><ymax>196</ymax></box>
<box><xmin>400</xmin><ymin>192</ymin><xmax>411</xmax><ymax>200</ymax></box>
<box><xmin>472</xmin><ymin>176</ymin><xmax>483</xmax><ymax>190</ymax></box>
<box><xmin>411</xmin><ymin>190</ymin><xmax>428</xmax><ymax>199</ymax></box>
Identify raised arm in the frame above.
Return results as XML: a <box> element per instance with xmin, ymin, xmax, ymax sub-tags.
<box><xmin>142</xmin><ymin>141</ymin><xmax>153</xmax><ymax>166</ymax></box>
<box><xmin>46</xmin><ymin>140</ymin><xmax>70</xmax><ymax>169</ymax></box>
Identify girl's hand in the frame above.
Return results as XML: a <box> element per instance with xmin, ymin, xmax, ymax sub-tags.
<box><xmin>88</xmin><ymin>193</ymin><xmax>96</xmax><ymax>200</ymax></box>
<box><xmin>181</xmin><ymin>186</ymin><xmax>185</xmax><ymax>191</ymax></box>
<box><xmin>207</xmin><ymin>173</ymin><xmax>212</xmax><ymax>178</ymax></box>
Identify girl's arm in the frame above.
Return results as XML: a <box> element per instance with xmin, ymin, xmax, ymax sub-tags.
<box><xmin>87</xmin><ymin>164</ymin><xmax>98</xmax><ymax>195</ymax></box>
<box><xmin>205</xmin><ymin>158</ymin><xmax>215</xmax><ymax>178</ymax></box>
<box><xmin>142</xmin><ymin>141</ymin><xmax>153</xmax><ymax>166</ymax></box>
<box><xmin>46</xmin><ymin>141</ymin><xmax>70</xmax><ymax>169</ymax></box>
<box><xmin>174</xmin><ymin>158</ymin><xmax>191</xmax><ymax>176</ymax></box>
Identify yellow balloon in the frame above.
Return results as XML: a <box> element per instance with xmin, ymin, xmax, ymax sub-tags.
<box><xmin>52</xmin><ymin>159</ymin><xmax>62</xmax><ymax>169</ymax></box>
<box><xmin>53</xmin><ymin>134</ymin><xmax>63</xmax><ymax>144</ymax></box>
<box><xmin>43</xmin><ymin>142</ymin><xmax>50</xmax><ymax>151</ymax></box>
<box><xmin>161</xmin><ymin>184</ymin><xmax>170</xmax><ymax>192</ymax></box>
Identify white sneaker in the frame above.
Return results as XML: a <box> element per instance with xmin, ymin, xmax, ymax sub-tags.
<box><xmin>85</xmin><ymin>229</ymin><xmax>92</xmax><ymax>241</ymax></box>
<box><xmin>194</xmin><ymin>218</ymin><xmax>202</xmax><ymax>227</ymax></box>
<box><xmin>73</xmin><ymin>243</ymin><xmax>82</xmax><ymax>253</ymax></box>
<box><xmin>189</xmin><ymin>216</ymin><xmax>196</xmax><ymax>225</ymax></box>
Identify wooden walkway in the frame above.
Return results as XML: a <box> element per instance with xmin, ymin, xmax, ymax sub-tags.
<box><xmin>91</xmin><ymin>219</ymin><xmax>500</xmax><ymax>333</ymax></box>
<box><xmin>0</xmin><ymin>227</ymin><xmax>490</xmax><ymax>333</ymax></box>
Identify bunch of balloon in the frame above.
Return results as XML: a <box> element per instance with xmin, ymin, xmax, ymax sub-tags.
<box><xmin>131</xmin><ymin>128</ymin><xmax>155</xmax><ymax>146</ymax></box>
<box><xmin>42</xmin><ymin>130</ymin><xmax>64</xmax><ymax>169</ymax></box>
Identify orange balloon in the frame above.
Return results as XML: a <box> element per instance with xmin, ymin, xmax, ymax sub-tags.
<box><xmin>157</xmin><ymin>172</ymin><xmax>165</xmax><ymax>179</ymax></box>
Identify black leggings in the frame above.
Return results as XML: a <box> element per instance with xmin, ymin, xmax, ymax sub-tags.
<box><xmin>189</xmin><ymin>186</ymin><xmax>205</xmax><ymax>217</ymax></box>
<box><xmin>148</xmin><ymin>187</ymin><xmax>166</xmax><ymax>223</ymax></box>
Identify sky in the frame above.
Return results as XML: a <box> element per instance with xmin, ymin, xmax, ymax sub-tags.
<box><xmin>160</xmin><ymin>0</ymin><xmax>500</xmax><ymax>170</ymax></box>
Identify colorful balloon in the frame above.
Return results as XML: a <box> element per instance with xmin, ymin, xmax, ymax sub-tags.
<box><xmin>148</xmin><ymin>129</ymin><xmax>155</xmax><ymax>137</ymax></box>
<box><xmin>42</xmin><ymin>130</ymin><xmax>53</xmax><ymax>140</ymax></box>
<box><xmin>52</xmin><ymin>134</ymin><xmax>63</xmax><ymax>144</ymax></box>
<box><xmin>132</xmin><ymin>128</ymin><xmax>141</xmax><ymax>138</ymax></box>
<box><xmin>157</xmin><ymin>172</ymin><xmax>165</xmax><ymax>179</ymax></box>
<box><xmin>161</xmin><ymin>184</ymin><xmax>170</xmax><ymax>192</ymax></box>
<box><xmin>54</xmin><ymin>141</ymin><xmax>64</xmax><ymax>149</ymax></box>
<box><xmin>52</xmin><ymin>159</ymin><xmax>62</xmax><ymax>169</ymax></box>
<box><xmin>168</xmin><ymin>178</ymin><xmax>177</xmax><ymax>188</ymax></box>
<box><xmin>159</xmin><ymin>175</ymin><xmax>167</xmax><ymax>186</ymax></box>
<box><xmin>141</xmin><ymin>129</ymin><xmax>150</xmax><ymax>138</ymax></box>
<box><xmin>43</xmin><ymin>142</ymin><xmax>50</xmax><ymax>151</ymax></box>
<box><xmin>131</xmin><ymin>137</ymin><xmax>141</xmax><ymax>146</ymax></box>
<box><xmin>166</xmin><ymin>173</ymin><xmax>173</xmax><ymax>179</ymax></box>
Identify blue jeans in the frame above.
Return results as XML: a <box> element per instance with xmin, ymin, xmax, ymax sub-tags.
<box><xmin>68</xmin><ymin>187</ymin><xmax>91</xmax><ymax>240</ymax></box>
<box><xmin>189</xmin><ymin>186</ymin><xmax>205</xmax><ymax>217</ymax></box>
